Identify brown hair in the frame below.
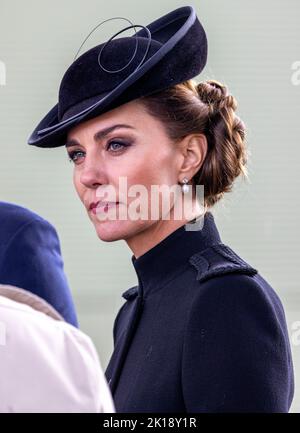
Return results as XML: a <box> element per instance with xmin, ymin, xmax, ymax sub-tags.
<box><xmin>139</xmin><ymin>79</ymin><xmax>249</xmax><ymax>208</ymax></box>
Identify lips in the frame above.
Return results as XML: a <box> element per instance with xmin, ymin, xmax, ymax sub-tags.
<box><xmin>89</xmin><ymin>201</ymin><xmax>99</xmax><ymax>211</ymax></box>
<box><xmin>89</xmin><ymin>200</ymin><xmax>119</xmax><ymax>214</ymax></box>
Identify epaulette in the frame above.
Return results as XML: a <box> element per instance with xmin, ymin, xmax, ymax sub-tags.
<box><xmin>189</xmin><ymin>243</ymin><xmax>258</xmax><ymax>283</ymax></box>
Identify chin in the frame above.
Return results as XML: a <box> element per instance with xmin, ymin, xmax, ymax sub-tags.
<box><xmin>93</xmin><ymin>220</ymin><xmax>125</xmax><ymax>242</ymax></box>
<box><xmin>93</xmin><ymin>217</ymin><xmax>150</xmax><ymax>242</ymax></box>
<box><xmin>92</xmin><ymin>218</ymin><xmax>132</xmax><ymax>242</ymax></box>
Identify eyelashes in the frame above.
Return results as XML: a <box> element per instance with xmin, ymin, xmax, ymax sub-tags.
<box><xmin>106</xmin><ymin>140</ymin><xmax>131</xmax><ymax>152</ymax></box>
<box><xmin>67</xmin><ymin>140</ymin><xmax>132</xmax><ymax>163</ymax></box>
<box><xmin>68</xmin><ymin>150</ymin><xmax>84</xmax><ymax>163</ymax></box>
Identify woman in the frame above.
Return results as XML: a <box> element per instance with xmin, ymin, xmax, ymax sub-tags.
<box><xmin>28</xmin><ymin>6</ymin><xmax>294</xmax><ymax>412</ymax></box>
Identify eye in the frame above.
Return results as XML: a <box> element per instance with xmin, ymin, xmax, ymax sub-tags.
<box><xmin>67</xmin><ymin>140</ymin><xmax>131</xmax><ymax>163</ymax></box>
<box><xmin>68</xmin><ymin>150</ymin><xmax>85</xmax><ymax>164</ymax></box>
<box><xmin>106</xmin><ymin>140</ymin><xmax>131</xmax><ymax>152</ymax></box>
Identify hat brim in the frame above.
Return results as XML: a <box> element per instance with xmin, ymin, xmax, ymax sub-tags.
<box><xmin>28</xmin><ymin>6</ymin><xmax>207</xmax><ymax>148</ymax></box>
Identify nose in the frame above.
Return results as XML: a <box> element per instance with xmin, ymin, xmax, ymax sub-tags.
<box><xmin>79</xmin><ymin>154</ymin><xmax>105</xmax><ymax>189</ymax></box>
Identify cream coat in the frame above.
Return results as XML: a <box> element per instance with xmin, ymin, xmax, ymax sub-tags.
<box><xmin>0</xmin><ymin>284</ymin><xmax>115</xmax><ymax>413</ymax></box>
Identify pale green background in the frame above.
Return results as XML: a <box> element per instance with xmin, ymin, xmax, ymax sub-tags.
<box><xmin>0</xmin><ymin>0</ymin><xmax>299</xmax><ymax>412</ymax></box>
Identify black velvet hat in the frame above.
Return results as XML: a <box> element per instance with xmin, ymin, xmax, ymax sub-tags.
<box><xmin>27</xmin><ymin>5</ymin><xmax>208</xmax><ymax>148</ymax></box>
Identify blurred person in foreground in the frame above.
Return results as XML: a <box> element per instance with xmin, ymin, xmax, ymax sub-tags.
<box><xmin>0</xmin><ymin>201</ymin><xmax>78</xmax><ymax>326</ymax></box>
<box><xmin>0</xmin><ymin>283</ymin><xmax>115</xmax><ymax>413</ymax></box>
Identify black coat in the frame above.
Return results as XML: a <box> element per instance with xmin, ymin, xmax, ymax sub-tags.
<box><xmin>105</xmin><ymin>212</ymin><xmax>294</xmax><ymax>413</ymax></box>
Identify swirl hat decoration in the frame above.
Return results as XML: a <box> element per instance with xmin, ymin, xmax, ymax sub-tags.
<box><xmin>27</xmin><ymin>5</ymin><xmax>208</xmax><ymax>148</ymax></box>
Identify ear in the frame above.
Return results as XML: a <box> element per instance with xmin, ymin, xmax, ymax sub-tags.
<box><xmin>178</xmin><ymin>133</ymin><xmax>207</xmax><ymax>179</ymax></box>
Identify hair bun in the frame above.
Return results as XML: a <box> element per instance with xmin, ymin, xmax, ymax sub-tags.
<box><xmin>196</xmin><ymin>80</ymin><xmax>237</xmax><ymax>112</ymax></box>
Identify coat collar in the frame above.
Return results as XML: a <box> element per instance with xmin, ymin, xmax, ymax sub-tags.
<box><xmin>123</xmin><ymin>211</ymin><xmax>221</xmax><ymax>300</ymax></box>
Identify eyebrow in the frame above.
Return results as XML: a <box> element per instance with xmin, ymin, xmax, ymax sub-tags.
<box><xmin>65</xmin><ymin>123</ymin><xmax>135</xmax><ymax>148</ymax></box>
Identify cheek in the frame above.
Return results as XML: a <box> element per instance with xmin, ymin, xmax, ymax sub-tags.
<box><xmin>127</xmin><ymin>147</ymin><xmax>177</xmax><ymax>187</ymax></box>
<box><xmin>123</xmin><ymin>148</ymin><xmax>178</xmax><ymax>214</ymax></box>
<box><xmin>73</xmin><ymin>170</ymin><xmax>85</xmax><ymax>202</ymax></box>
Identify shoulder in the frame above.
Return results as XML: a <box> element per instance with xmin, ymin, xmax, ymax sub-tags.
<box><xmin>188</xmin><ymin>242</ymin><xmax>258</xmax><ymax>284</ymax></box>
<box><xmin>186</xmin><ymin>242</ymin><xmax>290</xmax><ymax>344</ymax></box>
<box><xmin>0</xmin><ymin>201</ymin><xmax>58</xmax><ymax>248</ymax></box>
<box><xmin>0</xmin><ymin>201</ymin><xmax>60</xmax><ymax>257</ymax></box>
<box><xmin>188</xmin><ymin>241</ymin><xmax>274</xmax><ymax>303</ymax></box>
<box><xmin>0</xmin><ymin>283</ymin><xmax>64</xmax><ymax>320</ymax></box>
<box><xmin>181</xmin><ymin>244</ymin><xmax>294</xmax><ymax>412</ymax></box>
<box><xmin>0</xmin><ymin>200</ymin><xmax>51</xmax><ymax>226</ymax></box>
<box><xmin>0</xmin><ymin>292</ymin><xmax>113</xmax><ymax>412</ymax></box>
<box><xmin>0</xmin><ymin>288</ymin><xmax>80</xmax><ymax>344</ymax></box>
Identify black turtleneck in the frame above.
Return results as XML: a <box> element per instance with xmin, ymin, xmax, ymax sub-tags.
<box><xmin>130</xmin><ymin>211</ymin><xmax>221</xmax><ymax>299</ymax></box>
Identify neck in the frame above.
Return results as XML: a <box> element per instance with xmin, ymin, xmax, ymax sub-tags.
<box><xmin>126</xmin><ymin>197</ymin><xmax>205</xmax><ymax>259</ymax></box>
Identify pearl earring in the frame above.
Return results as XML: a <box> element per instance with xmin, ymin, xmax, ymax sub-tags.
<box><xmin>181</xmin><ymin>177</ymin><xmax>190</xmax><ymax>194</ymax></box>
